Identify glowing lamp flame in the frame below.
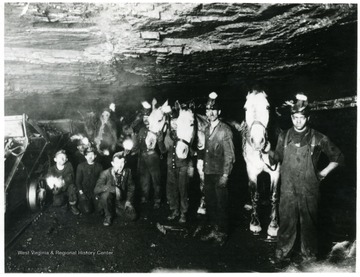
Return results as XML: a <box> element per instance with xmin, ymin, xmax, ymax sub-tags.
<box><xmin>209</xmin><ymin>92</ymin><xmax>218</xmax><ymax>99</ymax></box>
<box><xmin>296</xmin><ymin>94</ymin><xmax>308</xmax><ymax>101</ymax></box>
<box><xmin>123</xmin><ymin>139</ymin><xmax>134</xmax><ymax>151</ymax></box>
<box><xmin>141</xmin><ymin>101</ymin><xmax>151</xmax><ymax>109</ymax></box>
<box><xmin>46</xmin><ymin>176</ymin><xmax>65</xmax><ymax>190</ymax></box>
<box><xmin>109</xmin><ymin>103</ymin><xmax>116</xmax><ymax>112</ymax></box>
<box><xmin>81</xmin><ymin>137</ymin><xmax>89</xmax><ymax>145</ymax></box>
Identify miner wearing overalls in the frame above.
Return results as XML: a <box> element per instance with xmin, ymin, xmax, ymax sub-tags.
<box><xmin>270</xmin><ymin>93</ymin><xmax>344</xmax><ymax>263</ymax></box>
<box><xmin>201</xmin><ymin>92</ymin><xmax>235</xmax><ymax>246</ymax></box>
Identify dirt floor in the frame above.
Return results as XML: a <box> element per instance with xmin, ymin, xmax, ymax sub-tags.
<box><xmin>4</xmin><ymin>168</ymin><xmax>356</xmax><ymax>273</ymax></box>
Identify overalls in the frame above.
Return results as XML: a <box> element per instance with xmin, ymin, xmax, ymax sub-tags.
<box><xmin>276</xmin><ymin>130</ymin><xmax>319</xmax><ymax>259</ymax></box>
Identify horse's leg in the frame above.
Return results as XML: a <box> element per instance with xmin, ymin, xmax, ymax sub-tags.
<box><xmin>267</xmin><ymin>167</ymin><xmax>280</xmax><ymax>237</ymax></box>
<box><xmin>248</xmin><ymin>173</ymin><xmax>262</xmax><ymax>234</ymax></box>
<box><xmin>196</xmin><ymin>159</ymin><xmax>206</xmax><ymax>215</ymax></box>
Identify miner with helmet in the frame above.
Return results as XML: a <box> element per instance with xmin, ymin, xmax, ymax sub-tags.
<box><xmin>94</xmin><ymin>151</ymin><xmax>137</xmax><ymax>226</ymax></box>
<box><xmin>200</xmin><ymin>92</ymin><xmax>235</xmax><ymax>246</ymax></box>
<box><xmin>270</xmin><ymin>93</ymin><xmax>344</xmax><ymax>264</ymax></box>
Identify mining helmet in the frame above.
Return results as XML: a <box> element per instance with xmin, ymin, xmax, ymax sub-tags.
<box><xmin>112</xmin><ymin>151</ymin><xmax>126</xmax><ymax>161</ymax></box>
<box><xmin>291</xmin><ymin>93</ymin><xmax>310</xmax><ymax>116</ymax></box>
<box><xmin>205</xmin><ymin>92</ymin><xmax>220</xmax><ymax>110</ymax></box>
<box><xmin>102</xmin><ymin>107</ymin><xmax>112</xmax><ymax>114</ymax></box>
<box><xmin>141</xmin><ymin>101</ymin><xmax>152</xmax><ymax>116</ymax></box>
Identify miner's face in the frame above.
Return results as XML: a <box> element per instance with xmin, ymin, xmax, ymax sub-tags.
<box><xmin>143</xmin><ymin>115</ymin><xmax>149</xmax><ymax>127</ymax></box>
<box><xmin>102</xmin><ymin>111</ymin><xmax>111</xmax><ymax>122</ymax></box>
<box><xmin>54</xmin><ymin>153</ymin><xmax>67</xmax><ymax>167</ymax></box>
<box><xmin>112</xmin><ymin>157</ymin><xmax>125</xmax><ymax>174</ymax></box>
<box><xmin>77</xmin><ymin>144</ymin><xmax>86</xmax><ymax>153</ymax></box>
<box><xmin>291</xmin><ymin>113</ymin><xmax>309</xmax><ymax>132</ymax></box>
<box><xmin>85</xmin><ymin>151</ymin><xmax>96</xmax><ymax>165</ymax></box>
<box><xmin>206</xmin><ymin>108</ymin><xmax>221</xmax><ymax>122</ymax></box>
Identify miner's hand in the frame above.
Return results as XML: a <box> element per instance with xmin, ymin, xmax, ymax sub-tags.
<box><xmin>218</xmin><ymin>175</ymin><xmax>228</xmax><ymax>188</ymax></box>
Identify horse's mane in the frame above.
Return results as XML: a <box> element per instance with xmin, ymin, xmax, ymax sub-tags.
<box><xmin>195</xmin><ymin>114</ymin><xmax>209</xmax><ymax>131</ymax></box>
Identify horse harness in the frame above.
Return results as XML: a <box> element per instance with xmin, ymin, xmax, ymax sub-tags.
<box><xmin>167</xmin><ymin>115</ymin><xmax>193</xmax><ymax>147</ymax></box>
<box><xmin>244</xmin><ymin>120</ymin><xmax>278</xmax><ymax>172</ymax></box>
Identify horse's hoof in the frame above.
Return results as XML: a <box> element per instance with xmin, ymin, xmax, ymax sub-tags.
<box><xmin>250</xmin><ymin>224</ymin><xmax>262</xmax><ymax>234</ymax></box>
<box><xmin>263</xmin><ymin>235</ymin><xmax>277</xmax><ymax>242</ymax></box>
<box><xmin>197</xmin><ymin>207</ymin><xmax>206</xmax><ymax>215</ymax></box>
<box><xmin>267</xmin><ymin>226</ymin><xmax>279</xmax><ymax>237</ymax></box>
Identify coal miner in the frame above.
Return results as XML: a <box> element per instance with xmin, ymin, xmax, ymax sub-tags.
<box><xmin>46</xmin><ymin>150</ymin><xmax>80</xmax><ymax>215</ymax></box>
<box><xmin>72</xmin><ymin>136</ymin><xmax>90</xmax><ymax>170</ymax></box>
<box><xmin>201</xmin><ymin>92</ymin><xmax>235</xmax><ymax>246</ymax></box>
<box><xmin>94</xmin><ymin>152</ymin><xmax>136</xmax><ymax>226</ymax></box>
<box><xmin>157</xmin><ymin>103</ymin><xmax>195</xmax><ymax>224</ymax></box>
<box><xmin>270</xmin><ymin>93</ymin><xmax>344</xmax><ymax>264</ymax></box>
<box><xmin>94</xmin><ymin>106</ymin><xmax>118</xmax><ymax>168</ymax></box>
<box><xmin>134</xmin><ymin>101</ymin><xmax>163</xmax><ymax>209</ymax></box>
<box><xmin>76</xmin><ymin>147</ymin><xmax>103</xmax><ymax>214</ymax></box>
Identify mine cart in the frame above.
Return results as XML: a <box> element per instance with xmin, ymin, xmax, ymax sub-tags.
<box><xmin>5</xmin><ymin>114</ymin><xmax>51</xmax><ymax>212</ymax></box>
<box><xmin>4</xmin><ymin>114</ymin><xmax>82</xmax><ymax>213</ymax></box>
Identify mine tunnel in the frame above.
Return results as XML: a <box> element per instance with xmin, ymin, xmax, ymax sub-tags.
<box><xmin>4</xmin><ymin>2</ymin><xmax>357</xmax><ymax>273</ymax></box>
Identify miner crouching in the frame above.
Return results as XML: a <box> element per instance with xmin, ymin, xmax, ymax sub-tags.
<box><xmin>46</xmin><ymin>149</ymin><xmax>80</xmax><ymax>215</ymax></box>
<box><xmin>94</xmin><ymin>151</ymin><xmax>137</xmax><ymax>226</ymax></box>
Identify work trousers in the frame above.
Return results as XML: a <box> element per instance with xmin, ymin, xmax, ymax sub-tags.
<box><xmin>98</xmin><ymin>191</ymin><xmax>136</xmax><ymax>221</ymax></box>
<box><xmin>138</xmin><ymin>152</ymin><xmax>162</xmax><ymax>203</ymax></box>
<box><xmin>276</xmin><ymin>140</ymin><xmax>320</xmax><ymax>259</ymax></box>
<box><xmin>53</xmin><ymin>183</ymin><xmax>77</xmax><ymax>206</ymax></box>
<box><xmin>167</xmin><ymin>166</ymin><xmax>189</xmax><ymax>214</ymax></box>
<box><xmin>204</xmin><ymin>174</ymin><xmax>229</xmax><ymax>233</ymax></box>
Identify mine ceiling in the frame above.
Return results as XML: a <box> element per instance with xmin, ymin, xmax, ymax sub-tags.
<box><xmin>4</xmin><ymin>2</ymin><xmax>358</xmax><ymax>118</ymax></box>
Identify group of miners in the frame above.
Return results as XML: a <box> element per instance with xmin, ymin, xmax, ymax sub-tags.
<box><xmin>45</xmin><ymin>91</ymin><xmax>344</xmax><ymax>265</ymax></box>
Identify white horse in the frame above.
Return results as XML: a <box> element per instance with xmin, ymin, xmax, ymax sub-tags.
<box><xmin>173</xmin><ymin>101</ymin><xmax>196</xmax><ymax>159</ymax></box>
<box><xmin>171</xmin><ymin>102</ymin><xmax>210</xmax><ymax>215</ymax></box>
<box><xmin>241</xmin><ymin>90</ymin><xmax>280</xmax><ymax>236</ymax></box>
<box><xmin>145</xmin><ymin>99</ymin><xmax>171</xmax><ymax>150</ymax></box>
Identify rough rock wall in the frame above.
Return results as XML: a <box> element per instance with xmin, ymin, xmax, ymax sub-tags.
<box><xmin>4</xmin><ymin>3</ymin><xmax>357</xmax><ymax>118</ymax></box>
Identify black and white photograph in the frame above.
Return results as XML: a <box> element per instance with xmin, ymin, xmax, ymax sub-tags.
<box><xmin>3</xmin><ymin>1</ymin><xmax>357</xmax><ymax>273</ymax></box>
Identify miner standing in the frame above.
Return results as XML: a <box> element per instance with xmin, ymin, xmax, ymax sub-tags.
<box><xmin>201</xmin><ymin>92</ymin><xmax>235</xmax><ymax>246</ymax></box>
<box><xmin>270</xmin><ymin>93</ymin><xmax>344</xmax><ymax>263</ymax></box>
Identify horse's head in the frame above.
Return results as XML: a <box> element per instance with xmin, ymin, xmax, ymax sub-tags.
<box><xmin>249</xmin><ymin>121</ymin><xmax>268</xmax><ymax>151</ymax></box>
<box><xmin>244</xmin><ymin>90</ymin><xmax>270</xmax><ymax>151</ymax></box>
<box><xmin>145</xmin><ymin>99</ymin><xmax>171</xmax><ymax>150</ymax></box>
<box><xmin>174</xmin><ymin>101</ymin><xmax>195</xmax><ymax>159</ymax></box>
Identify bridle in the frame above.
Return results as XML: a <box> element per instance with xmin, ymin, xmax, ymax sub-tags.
<box><xmin>168</xmin><ymin>114</ymin><xmax>193</xmax><ymax>147</ymax></box>
<box><xmin>147</xmin><ymin>114</ymin><xmax>169</xmax><ymax>136</ymax></box>
<box><xmin>246</xmin><ymin>120</ymin><xmax>278</xmax><ymax>171</ymax></box>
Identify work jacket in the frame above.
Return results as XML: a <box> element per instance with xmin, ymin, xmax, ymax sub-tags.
<box><xmin>94</xmin><ymin>167</ymin><xmax>135</xmax><ymax>204</ymax></box>
<box><xmin>203</xmin><ymin>121</ymin><xmax>235</xmax><ymax>175</ymax></box>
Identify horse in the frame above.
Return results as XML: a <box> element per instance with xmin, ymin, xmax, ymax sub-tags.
<box><xmin>240</xmin><ymin>90</ymin><xmax>280</xmax><ymax>236</ymax></box>
<box><xmin>145</xmin><ymin>99</ymin><xmax>172</xmax><ymax>150</ymax></box>
<box><xmin>145</xmin><ymin>99</ymin><xmax>210</xmax><ymax>214</ymax></box>
<box><xmin>172</xmin><ymin>101</ymin><xmax>197</xmax><ymax>159</ymax></box>
<box><xmin>146</xmin><ymin>99</ymin><xmax>197</xmax><ymax>159</ymax></box>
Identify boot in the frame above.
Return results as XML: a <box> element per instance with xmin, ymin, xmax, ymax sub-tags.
<box><xmin>214</xmin><ymin>231</ymin><xmax>228</xmax><ymax>246</ymax></box>
<box><xmin>103</xmin><ymin>216</ymin><xmax>112</xmax><ymax>227</ymax></box>
<box><xmin>70</xmin><ymin>204</ymin><xmax>80</xmax><ymax>215</ymax></box>
<box><xmin>167</xmin><ymin>210</ymin><xmax>180</xmax><ymax>220</ymax></box>
<box><xmin>179</xmin><ymin>213</ymin><xmax>186</xmax><ymax>224</ymax></box>
<box><xmin>201</xmin><ymin>229</ymin><xmax>217</xmax><ymax>242</ymax></box>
